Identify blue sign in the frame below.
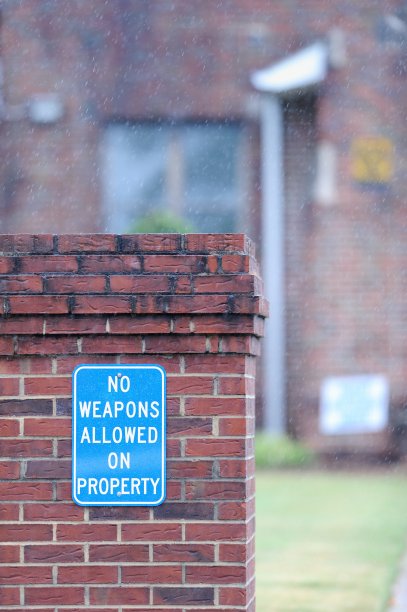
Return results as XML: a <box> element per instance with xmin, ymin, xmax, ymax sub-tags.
<box><xmin>320</xmin><ymin>375</ymin><xmax>389</xmax><ymax>435</ymax></box>
<box><xmin>72</xmin><ymin>364</ymin><xmax>166</xmax><ymax>506</ymax></box>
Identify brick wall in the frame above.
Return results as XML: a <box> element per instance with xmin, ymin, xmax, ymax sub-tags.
<box><xmin>0</xmin><ymin>233</ymin><xmax>267</xmax><ymax>611</ymax></box>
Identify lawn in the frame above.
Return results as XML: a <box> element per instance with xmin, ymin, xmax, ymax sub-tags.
<box><xmin>256</xmin><ymin>470</ymin><xmax>407</xmax><ymax>612</ymax></box>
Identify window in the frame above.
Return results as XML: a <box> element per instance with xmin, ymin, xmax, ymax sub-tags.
<box><xmin>101</xmin><ymin>121</ymin><xmax>247</xmax><ymax>233</ymax></box>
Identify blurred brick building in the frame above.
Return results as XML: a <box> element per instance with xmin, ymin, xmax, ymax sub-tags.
<box><xmin>0</xmin><ymin>0</ymin><xmax>406</xmax><ymax>453</ymax></box>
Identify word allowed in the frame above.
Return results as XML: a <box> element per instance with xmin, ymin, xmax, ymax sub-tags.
<box><xmin>72</xmin><ymin>365</ymin><xmax>166</xmax><ymax>507</ymax></box>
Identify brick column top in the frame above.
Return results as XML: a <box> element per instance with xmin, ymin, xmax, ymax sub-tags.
<box><xmin>0</xmin><ymin>233</ymin><xmax>268</xmax><ymax>320</ymax></box>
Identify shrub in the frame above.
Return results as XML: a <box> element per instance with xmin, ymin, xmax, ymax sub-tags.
<box><xmin>255</xmin><ymin>432</ymin><xmax>316</xmax><ymax>469</ymax></box>
<box><xmin>128</xmin><ymin>211</ymin><xmax>195</xmax><ymax>233</ymax></box>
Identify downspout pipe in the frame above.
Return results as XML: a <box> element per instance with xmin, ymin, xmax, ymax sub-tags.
<box><xmin>261</xmin><ymin>94</ymin><xmax>286</xmax><ymax>435</ymax></box>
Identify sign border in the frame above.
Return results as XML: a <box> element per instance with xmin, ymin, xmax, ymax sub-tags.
<box><xmin>72</xmin><ymin>364</ymin><xmax>166</xmax><ymax>506</ymax></box>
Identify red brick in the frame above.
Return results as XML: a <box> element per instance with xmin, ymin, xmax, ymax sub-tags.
<box><xmin>186</xmin><ymin>564</ymin><xmax>246</xmax><ymax>584</ymax></box>
<box><xmin>0</xmin><ymin>565</ymin><xmax>53</xmax><ymax>584</ymax></box>
<box><xmin>166</xmin><ymin>480</ymin><xmax>182</xmax><ymax>500</ymax></box>
<box><xmin>45</xmin><ymin>275</ymin><xmax>106</xmax><ymax>293</ymax></box>
<box><xmin>55</xmin><ymin>481</ymin><xmax>73</xmax><ymax>501</ymax></box>
<box><xmin>23</xmin><ymin>376</ymin><xmax>71</xmax><ymax>395</ymax></box>
<box><xmin>219</xmin><ymin>417</ymin><xmax>251</xmax><ymax>436</ymax></box>
<box><xmin>0</xmin><ymin>275</ymin><xmax>43</xmax><ymax>293</ymax></box>
<box><xmin>218</xmin><ymin>376</ymin><xmax>255</xmax><ymax>395</ymax></box>
<box><xmin>0</xmin><ymin>316</ymin><xmax>44</xmax><ymax>335</ymax></box>
<box><xmin>8</xmin><ymin>295</ymin><xmax>69</xmax><ymax>314</ymax></box>
<box><xmin>18</xmin><ymin>255</ymin><xmax>78</xmax><ymax>273</ymax></box>
<box><xmin>57</xmin><ymin>523</ymin><xmax>117</xmax><ymax>542</ymax></box>
<box><xmin>0</xmin><ymin>504</ymin><xmax>19</xmax><ymax>521</ymax></box>
<box><xmin>167</xmin><ymin>460</ymin><xmax>213</xmax><ymax>479</ymax></box>
<box><xmin>219</xmin><ymin>586</ymin><xmax>248</xmax><ymax>606</ymax></box>
<box><xmin>56</xmin><ymin>439</ymin><xmax>71</xmax><ymax>457</ymax></box>
<box><xmin>0</xmin><ymin>357</ymin><xmax>23</xmax><ymax>373</ymax></box>
<box><xmin>0</xmin><ymin>378</ymin><xmax>19</xmax><ymax>396</ymax></box>
<box><xmin>0</xmin><ymin>418</ymin><xmax>20</xmax><ymax>436</ymax></box>
<box><xmin>184</xmin><ymin>353</ymin><xmax>247</xmax><ymax>373</ymax></box>
<box><xmin>0</xmin><ymin>337</ymin><xmax>14</xmax><ymax>355</ymax></box>
<box><xmin>89</xmin><ymin>506</ymin><xmax>149</xmax><ymax>521</ymax></box>
<box><xmin>24</xmin><ymin>418</ymin><xmax>71</xmax><ymax>437</ymax></box>
<box><xmin>16</xmin><ymin>336</ymin><xmax>77</xmax><ymax>355</ymax></box>
<box><xmin>219</xmin><ymin>459</ymin><xmax>247</xmax><ymax>478</ymax></box>
<box><xmin>58</xmin><ymin>234</ymin><xmax>116</xmax><ymax>253</ymax></box>
<box><xmin>0</xmin><ymin>235</ymin><xmax>53</xmax><ymax>254</ymax></box>
<box><xmin>109</xmin><ymin>315</ymin><xmax>169</xmax><ymax>334</ymax></box>
<box><xmin>73</xmin><ymin>295</ymin><xmax>132</xmax><ymax>314</ymax></box>
<box><xmin>1</xmin><ymin>545</ymin><xmax>20</xmax><ymax>563</ymax></box>
<box><xmin>0</xmin><ymin>461</ymin><xmax>20</xmax><ymax>479</ymax></box>
<box><xmin>0</xmin><ymin>256</ymin><xmax>15</xmax><ymax>273</ymax></box>
<box><xmin>167</xmin><ymin>418</ymin><xmax>212</xmax><ymax>437</ymax></box>
<box><xmin>154</xmin><ymin>502</ymin><xmax>213</xmax><ymax>521</ymax></box>
<box><xmin>25</xmin><ymin>460</ymin><xmax>71</xmax><ymax>479</ymax></box>
<box><xmin>221</xmin><ymin>254</ymin><xmax>249</xmax><ymax>273</ymax></box>
<box><xmin>81</xmin><ymin>335</ymin><xmax>142</xmax><ymax>354</ymax></box>
<box><xmin>0</xmin><ymin>587</ymin><xmax>20</xmax><ymax>605</ymax></box>
<box><xmin>153</xmin><ymin>586</ymin><xmax>214</xmax><ymax>606</ymax></box>
<box><xmin>144</xmin><ymin>335</ymin><xmax>207</xmax><ymax>354</ymax></box>
<box><xmin>220</xmin><ymin>335</ymin><xmax>260</xmax><ymax>355</ymax></box>
<box><xmin>153</xmin><ymin>543</ymin><xmax>214</xmax><ymax>563</ymax></box>
<box><xmin>0</xmin><ymin>482</ymin><xmax>53</xmax><ymax>501</ymax></box>
<box><xmin>0</xmin><ymin>399</ymin><xmax>52</xmax><ymax>416</ymax></box>
<box><xmin>167</xmin><ymin>376</ymin><xmax>213</xmax><ymax>395</ymax></box>
<box><xmin>144</xmin><ymin>254</ymin><xmax>207</xmax><ymax>273</ymax></box>
<box><xmin>122</xmin><ymin>564</ymin><xmax>182</xmax><ymax>584</ymax></box>
<box><xmin>110</xmin><ymin>274</ymin><xmax>169</xmax><ymax>293</ymax></box>
<box><xmin>166</xmin><ymin>438</ymin><xmax>181</xmax><ymax>457</ymax></box>
<box><xmin>58</xmin><ymin>565</ymin><xmax>118</xmax><ymax>584</ymax></box>
<box><xmin>218</xmin><ymin>501</ymin><xmax>248</xmax><ymax>521</ymax></box>
<box><xmin>194</xmin><ymin>274</ymin><xmax>255</xmax><ymax>294</ymax></box>
<box><xmin>80</xmin><ymin>254</ymin><xmax>141</xmax><ymax>273</ymax></box>
<box><xmin>0</xmin><ymin>524</ymin><xmax>52</xmax><ymax>541</ymax></box>
<box><xmin>24</xmin><ymin>503</ymin><xmax>83</xmax><ymax>522</ymax></box>
<box><xmin>25</xmin><ymin>586</ymin><xmax>85</xmax><ymax>606</ymax></box>
<box><xmin>186</xmin><ymin>438</ymin><xmax>245</xmax><ymax>458</ymax></box>
<box><xmin>192</xmin><ymin>315</ymin><xmax>257</xmax><ymax>335</ymax></box>
<box><xmin>174</xmin><ymin>275</ymin><xmax>193</xmax><ymax>293</ymax></box>
<box><xmin>220</xmin><ymin>542</ymin><xmax>248</xmax><ymax>563</ymax></box>
<box><xmin>185</xmin><ymin>234</ymin><xmax>248</xmax><ymax>253</ymax></box>
<box><xmin>207</xmin><ymin>255</ymin><xmax>219</xmax><ymax>273</ymax></box>
<box><xmin>120</xmin><ymin>234</ymin><xmax>181</xmax><ymax>252</ymax></box>
<box><xmin>185</xmin><ymin>397</ymin><xmax>247</xmax><ymax>416</ymax></box>
<box><xmin>186</xmin><ymin>480</ymin><xmax>246</xmax><ymax>501</ymax></box>
<box><xmin>55</xmin><ymin>354</ymin><xmax>117</xmax><ymax>374</ymax></box>
<box><xmin>121</xmin><ymin>523</ymin><xmax>182</xmax><ymax>542</ymax></box>
<box><xmin>0</xmin><ymin>438</ymin><xmax>53</xmax><ymax>458</ymax></box>
<box><xmin>171</xmin><ymin>315</ymin><xmax>192</xmax><ymax>333</ymax></box>
<box><xmin>45</xmin><ymin>316</ymin><xmax>106</xmax><ymax>334</ymax></box>
<box><xmin>89</xmin><ymin>586</ymin><xmax>149</xmax><ymax>605</ymax></box>
<box><xmin>186</xmin><ymin>522</ymin><xmax>246</xmax><ymax>542</ymax></box>
<box><xmin>25</xmin><ymin>544</ymin><xmax>84</xmax><ymax>564</ymax></box>
<box><xmin>0</xmin><ymin>357</ymin><xmax>53</xmax><ymax>374</ymax></box>
<box><xmin>117</xmin><ymin>354</ymin><xmax>180</xmax><ymax>373</ymax></box>
<box><xmin>89</xmin><ymin>544</ymin><xmax>149</xmax><ymax>563</ymax></box>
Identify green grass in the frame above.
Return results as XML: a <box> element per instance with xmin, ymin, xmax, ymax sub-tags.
<box><xmin>256</xmin><ymin>470</ymin><xmax>407</xmax><ymax>612</ymax></box>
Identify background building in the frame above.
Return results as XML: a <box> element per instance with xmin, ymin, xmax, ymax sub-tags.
<box><xmin>0</xmin><ymin>0</ymin><xmax>406</xmax><ymax>454</ymax></box>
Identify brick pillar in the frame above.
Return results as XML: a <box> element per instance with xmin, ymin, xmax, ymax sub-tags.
<box><xmin>0</xmin><ymin>233</ymin><xmax>267</xmax><ymax>611</ymax></box>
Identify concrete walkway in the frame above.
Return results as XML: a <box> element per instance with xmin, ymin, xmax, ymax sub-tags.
<box><xmin>388</xmin><ymin>549</ymin><xmax>407</xmax><ymax>611</ymax></box>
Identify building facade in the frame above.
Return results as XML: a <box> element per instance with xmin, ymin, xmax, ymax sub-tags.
<box><xmin>0</xmin><ymin>0</ymin><xmax>406</xmax><ymax>452</ymax></box>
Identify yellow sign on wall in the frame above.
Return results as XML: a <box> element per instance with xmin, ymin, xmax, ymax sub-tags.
<box><xmin>351</xmin><ymin>137</ymin><xmax>393</xmax><ymax>184</ymax></box>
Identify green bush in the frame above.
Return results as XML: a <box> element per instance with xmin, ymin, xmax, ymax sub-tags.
<box><xmin>255</xmin><ymin>432</ymin><xmax>316</xmax><ymax>469</ymax></box>
<box><xmin>128</xmin><ymin>211</ymin><xmax>195</xmax><ymax>234</ymax></box>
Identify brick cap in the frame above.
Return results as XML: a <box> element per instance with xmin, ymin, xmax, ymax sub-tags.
<box><xmin>0</xmin><ymin>234</ymin><xmax>268</xmax><ymax>318</ymax></box>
